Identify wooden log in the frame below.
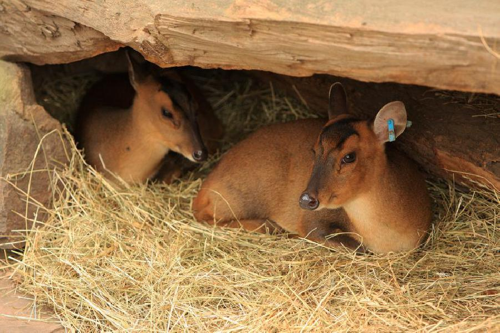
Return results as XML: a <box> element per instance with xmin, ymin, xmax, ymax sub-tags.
<box><xmin>0</xmin><ymin>1</ymin><xmax>121</xmax><ymax>65</ymax></box>
<box><xmin>0</xmin><ymin>1</ymin><xmax>499</xmax><ymax>95</ymax></box>
<box><xmin>0</xmin><ymin>60</ymin><xmax>69</xmax><ymax>249</ymax></box>
<box><xmin>253</xmin><ymin>72</ymin><xmax>500</xmax><ymax>191</ymax></box>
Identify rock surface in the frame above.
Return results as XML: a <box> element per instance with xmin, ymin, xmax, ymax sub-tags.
<box><xmin>0</xmin><ymin>60</ymin><xmax>68</xmax><ymax>249</ymax></box>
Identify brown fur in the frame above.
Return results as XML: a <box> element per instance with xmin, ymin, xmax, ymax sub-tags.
<box><xmin>193</xmin><ymin>84</ymin><xmax>432</xmax><ymax>254</ymax></box>
<box><xmin>76</xmin><ymin>58</ymin><xmax>223</xmax><ymax>184</ymax></box>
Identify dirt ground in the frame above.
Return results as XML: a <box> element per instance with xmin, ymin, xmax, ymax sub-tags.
<box><xmin>0</xmin><ymin>252</ymin><xmax>63</xmax><ymax>333</ymax></box>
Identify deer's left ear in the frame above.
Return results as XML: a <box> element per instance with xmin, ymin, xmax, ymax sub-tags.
<box><xmin>126</xmin><ymin>50</ymin><xmax>147</xmax><ymax>91</ymax></box>
<box><xmin>328</xmin><ymin>82</ymin><xmax>349</xmax><ymax>119</ymax></box>
<box><xmin>373</xmin><ymin>101</ymin><xmax>407</xmax><ymax>143</ymax></box>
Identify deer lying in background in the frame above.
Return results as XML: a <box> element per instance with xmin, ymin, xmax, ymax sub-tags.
<box><xmin>76</xmin><ymin>52</ymin><xmax>223</xmax><ymax>184</ymax></box>
<box><xmin>193</xmin><ymin>83</ymin><xmax>432</xmax><ymax>253</ymax></box>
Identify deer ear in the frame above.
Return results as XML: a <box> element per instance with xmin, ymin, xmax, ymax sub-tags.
<box><xmin>126</xmin><ymin>50</ymin><xmax>147</xmax><ymax>91</ymax></box>
<box><xmin>328</xmin><ymin>82</ymin><xmax>348</xmax><ymax>119</ymax></box>
<box><xmin>373</xmin><ymin>101</ymin><xmax>408</xmax><ymax>143</ymax></box>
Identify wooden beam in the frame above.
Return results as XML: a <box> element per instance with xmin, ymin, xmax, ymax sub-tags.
<box><xmin>0</xmin><ymin>1</ymin><xmax>121</xmax><ymax>65</ymax></box>
<box><xmin>0</xmin><ymin>1</ymin><xmax>499</xmax><ymax>94</ymax></box>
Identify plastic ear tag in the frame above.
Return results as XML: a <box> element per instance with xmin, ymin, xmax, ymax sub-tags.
<box><xmin>387</xmin><ymin>119</ymin><xmax>396</xmax><ymax>142</ymax></box>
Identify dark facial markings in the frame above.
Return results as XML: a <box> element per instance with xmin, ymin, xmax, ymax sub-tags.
<box><xmin>318</xmin><ymin>118</ymin><xmax>359</xmax><ymax>158</ymax></box>
<box><xmin>321</xmin><ymin>117</ymin><xmax>358</xmax><ymax>142</ymax></box>
<box><xmin>159</xmin><ymin>77</ymin><xmax>194</xmax><ymax>120</ymax></box>
<box><xmin>304</xmin><ymin>118</ymin><xmax>362</xmax><ymax>203</ymax></box>
<box><xmin>335</xmin><ymin>130</ymin><xmax>358</xmax><ymax>150</ymax></box>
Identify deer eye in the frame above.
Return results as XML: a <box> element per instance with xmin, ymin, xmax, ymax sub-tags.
<box><xmin>341</xmin><ymin>152</ymin><xmax>356</xmax><ymax>164</ymax></box>
<box><xmin>162</xmin><ymin>107</ymin><xmax>173</xmax><ymax>119</ymax></box>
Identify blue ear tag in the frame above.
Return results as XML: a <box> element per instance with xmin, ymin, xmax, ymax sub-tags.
<box><xmin>387</xmin><ymin>119</ymin><xmax>396</xmax><ymax>142</ymax></box>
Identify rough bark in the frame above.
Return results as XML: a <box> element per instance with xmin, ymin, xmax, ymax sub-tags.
<box><xmin>0</xmin><ymin>1</ymin><xmax>121</xmax><ymax>64</ymax></box>
<box><xmin>1</xmin><ymin>0</ymin><xmax>499</xmax><ymax>95</ymax></box>
<box><xmin>254</xmin><ymin>72</ymin><xmax>500</xmax><ymax>191</ymax></box>
<box><xmin>0</xmin><ymin>60</ymin><xmax>69</xmax><ymax>249</ymax></box>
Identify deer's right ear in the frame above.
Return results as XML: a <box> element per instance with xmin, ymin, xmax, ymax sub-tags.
<box><xmin>373</xmin><ymin>101</ymin><xmax>408</xmax><ymax>143</ymax></box>
<box><xmin>126</xmin><ymin>51</ymin><xmax>146</xmax><ymax>91</ymax></box>
<box><xmin>328</xmin><ymin>82</ymin><xmax>348</xmax><ymax>119</ymax></box>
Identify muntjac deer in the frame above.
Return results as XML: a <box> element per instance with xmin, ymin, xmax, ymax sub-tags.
<box><xmin>76</xmin><ymin>52</ymin><xmax>223</xmax><ymax>184</ymax></box>
<box><xmin>193</xmin><ymin>83</ymin><xmax>432</xmax><ymax>253</ymax></box>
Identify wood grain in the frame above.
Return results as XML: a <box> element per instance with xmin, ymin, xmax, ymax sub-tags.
<box><xmin>0</xmin><ymin>0</ymin><xmax>498</xmax><ymax>94</ymax></box>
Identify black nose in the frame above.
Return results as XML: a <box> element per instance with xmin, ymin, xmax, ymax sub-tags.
<box><xmin>192</xmin><ymin>148</ymin><xmax>207</xmax><ymax>162</ymax></box>
<box><xmin>299</xmin><ymin>193</ymin><xmax>319</xmax><ymax>210</ymax></box>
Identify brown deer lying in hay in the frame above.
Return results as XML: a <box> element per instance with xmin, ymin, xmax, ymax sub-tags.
<box><xmin>76</xmin><ymin>52</ymin><xmax>223</xmax><ymax>184</ymax></box>
<box><xmin>194</xmin><ymin>83</ymin><xmax>432</xmax><ymax>253</ymax></box>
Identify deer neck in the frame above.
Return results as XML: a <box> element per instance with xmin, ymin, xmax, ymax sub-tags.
<box><xmin>342</xmin><ymin>152</ymin><xmax>420</xmax><ymax>253</ymax></box>
<box><xmin>115</xmin><ymin>104</ymin><xmax>169</xmax><ymax>182</ymax></box>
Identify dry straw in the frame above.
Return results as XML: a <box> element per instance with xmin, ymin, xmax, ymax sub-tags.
<box><xmin>5</xmin><ymin>69</ymin><xmax>500</xmax><ymax>332</ymax></box>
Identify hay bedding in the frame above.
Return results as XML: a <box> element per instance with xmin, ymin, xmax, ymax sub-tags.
<box><xmin>5</xmin><ymin>68</ymin><xmax>499</xmax><ymax>332</ymax></box>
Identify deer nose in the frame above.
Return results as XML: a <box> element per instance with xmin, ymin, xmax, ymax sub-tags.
<box><xmin>299</xmin><ymin>193</ymin><xmax>319</xmax><ymax>210</ymax></box>
<box><xmin>192</xmin><ymin>148</ymin><xmax>207</xmax><ymax>162</ymax></box>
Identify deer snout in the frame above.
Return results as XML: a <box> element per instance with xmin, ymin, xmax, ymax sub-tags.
<box><xmin>299</xmin><ymin>192</ymin><xmax>319</xmax><ymax>210</ymax></box>
<box><xmin>192</xmin><ymin>148</ymin><xmax>208</xmax><ymax>162</ymax></box>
